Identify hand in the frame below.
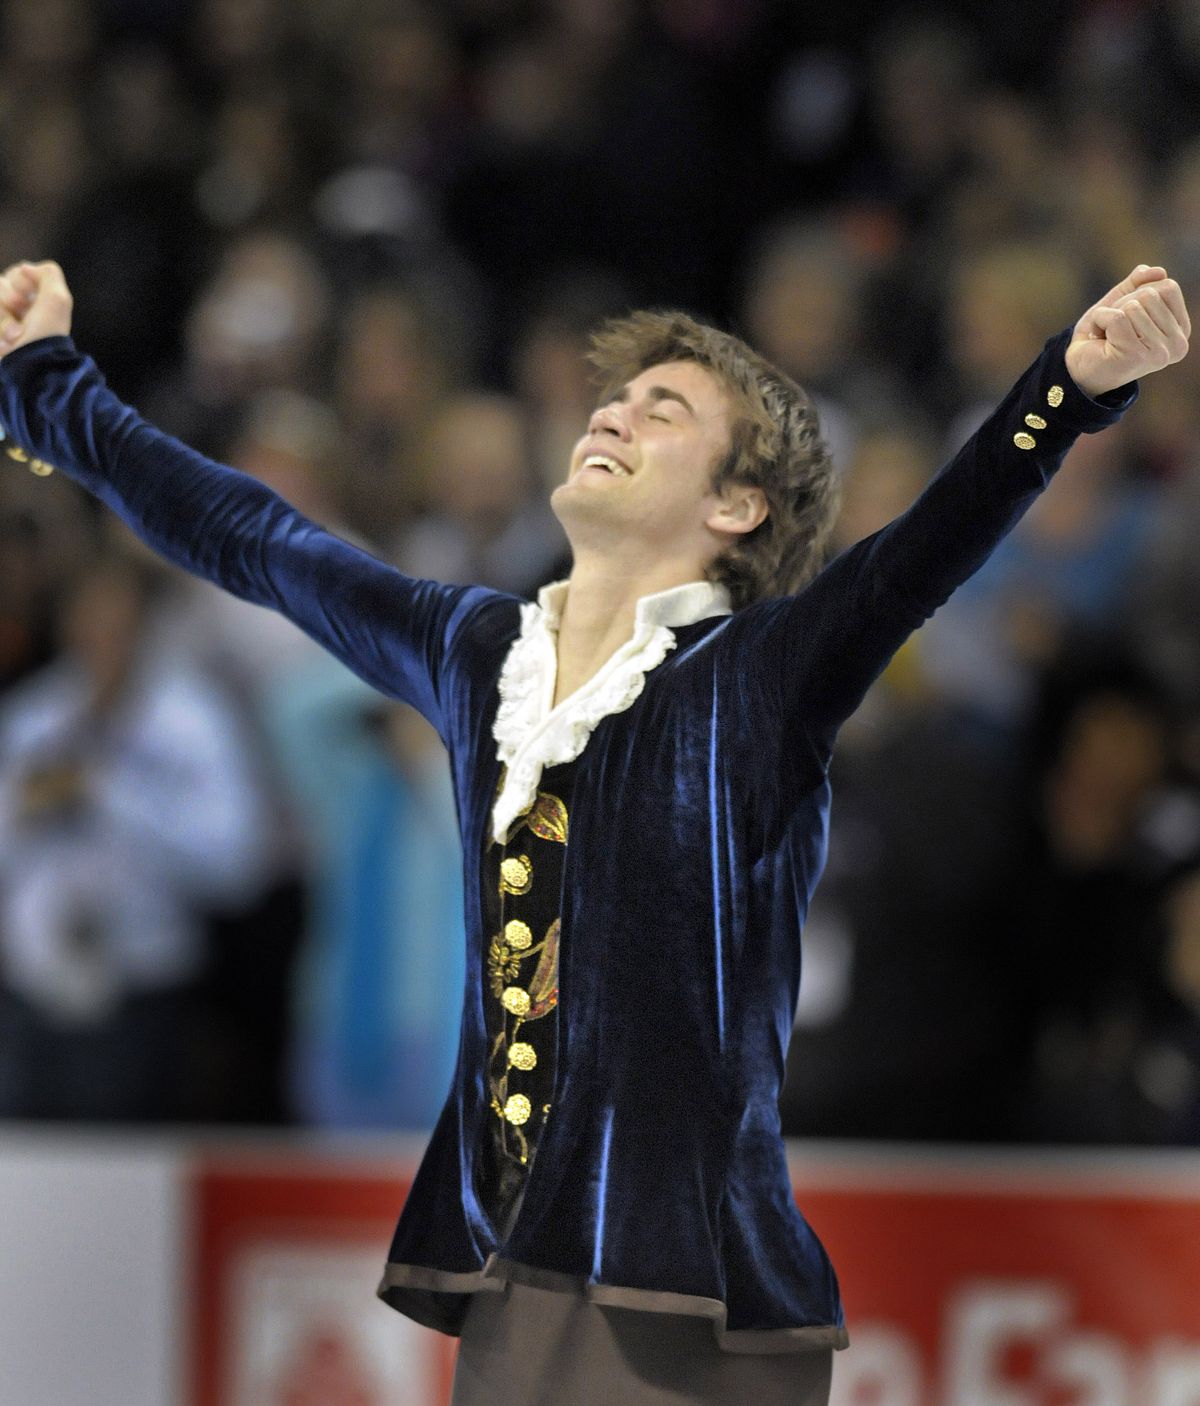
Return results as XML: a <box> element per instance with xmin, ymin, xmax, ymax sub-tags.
<box><xmin>0</xmin><ymin>260</ymin><xmax>74</xmax><ymax>358</ymax></box>
<box><xmin>1065</xmin><ymin>264</ymin><xmax>1190</xmax><ymax>398</ymax></box>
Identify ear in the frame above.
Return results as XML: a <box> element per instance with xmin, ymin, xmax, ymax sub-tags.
<box><xmin>705</xmin><ymin>482</ymin><xmax>768</xmax><ymax>538</ymax></box>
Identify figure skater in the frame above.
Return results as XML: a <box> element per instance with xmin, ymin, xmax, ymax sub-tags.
<box><xmin>0</xmin><ymin>258</ymin><xmax>1187</xmax><ymax>1405</ymax></box>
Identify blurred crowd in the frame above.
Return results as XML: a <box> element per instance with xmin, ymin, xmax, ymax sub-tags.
<box><xmin>2</xmin><ymin>0</ymin><xmax>1200</xmax><ymax>1146</ymax></box>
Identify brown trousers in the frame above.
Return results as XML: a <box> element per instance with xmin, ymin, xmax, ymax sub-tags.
<box><xmin>450</xmin><ymin>1280</ymin><xmax>834</xmax><ymax>1406</ymax></box>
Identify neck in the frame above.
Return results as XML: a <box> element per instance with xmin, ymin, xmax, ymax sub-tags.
<box><xmin>550</xmin><ymin>546</ymin><xmax>707</xmax><ymax>709</ymax></box>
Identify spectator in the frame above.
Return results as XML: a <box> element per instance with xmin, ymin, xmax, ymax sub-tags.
<box><xmin>945</xmin><ymin>243</ymin><xmax>1085</xmax><ymax>445</ymax></box>
<box><xmin>741</xmin><ymin>216</ymin><xmax>892</xmax><ymax>469</ymax></box>
<box><xmin>0</xmin><ymin>467</ymin><xmax>94</xmax><ymax>695</ymax></box>
<box><xmin>1008</xmin><ymin>643</ymin><xmax>1176</xmax><ymax>1144</ymax></box>
<box><xmin>395</xmin><ymin>391</ymin><xmax>565</xmax><ymax>597</ymax></box>
<box><xmin>57</xmin><ymin>44</ymin><xmax>204</xmax><ymax>400</ymax></box>
<box><xmin>1144</xmin><ymin>865</ymin><xmax>1200</xmax><ymax>1143</ymax></box>
<box><xmin>151</xmin><ymin>229</ymin><xmax>332</xmax><ymax>454</ymax></box>
<box><xmin>332</xmin><ymin>279</ymin><xmax>461</xmax><ymax>542</ymax></box>
<box><xmin>918</xmin><ymin>415</ymin><xmax>1155</xmax><ymax>737</ymax></box>
<box><xmin>263</xmin><ymin>655</ymin><xmax>465</xmax><ymax>1130</ymax></box>
<box><xmin>509</xmin><ymin>271</ymin><xmax>631</xmax><ymax>501</ymax></box>
<box><xmin>0</xmin><ymin>550</ymin><xmax>270</xmax><ymax>1120</ymax></box>
<box><xmin>140</xmin><ymin>390</ymin><xmax>360</xmax><ymax>1122</ymax></box>
<box><xmin>1</xmin><ymin>2</ymin><xmax>1199</xmax><ymax>1146</ymax></box>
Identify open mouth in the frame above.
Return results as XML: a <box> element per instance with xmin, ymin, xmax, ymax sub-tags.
<box><xmin>581</xmin><ymin>454</ymin><xmax>632</xmax><ymax>477</ymax></box>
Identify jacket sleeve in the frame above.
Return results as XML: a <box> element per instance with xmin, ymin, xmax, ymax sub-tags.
<box><xmin>730</xmin><ymin>327</ymin><xmax>1139</xmax><ymax>767</ymax></box>
<box><xmin>0</xmin><ymin>337</ymin><xmax>509</xmax><ymax>737</ymax></box>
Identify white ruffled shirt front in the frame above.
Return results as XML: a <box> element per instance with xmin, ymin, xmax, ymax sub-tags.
<box><xmin>490</xmin><ymin>578</ymin><xmax>732</xmax><ymax>844</ymax></box>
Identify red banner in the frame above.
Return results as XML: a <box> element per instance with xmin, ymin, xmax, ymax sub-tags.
<box><xmin>192</xmin><ymin>1148</ymin><xmax>1200</xmax><ymax>1406</ymax></box>
<box><xmin>794</xmin><ymin>1153</ymin><xmax>1200</xmax><ymax>1405</ymax></box>
<box><xmin>191</xmin><ymin>1153</ymin><xmax>456</xmax><ymax>1406</ymax></box>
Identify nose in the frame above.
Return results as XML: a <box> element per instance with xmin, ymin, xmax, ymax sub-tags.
<box><xmin>587</xmin><ymin>401</ymin><xmax>632</xmax><ymax>440</ymax></box>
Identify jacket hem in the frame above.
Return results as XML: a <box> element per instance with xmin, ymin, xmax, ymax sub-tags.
<box><xmin>375</xmin><ymin>1254</ymin><xmax>849</xmax><ymax>1354</ymax></box>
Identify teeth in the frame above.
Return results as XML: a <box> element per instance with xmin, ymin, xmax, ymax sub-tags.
<box><xmin>583</xmin><ymin>455</ymin><xmax>630</xmax><ymax>476</ymax></box>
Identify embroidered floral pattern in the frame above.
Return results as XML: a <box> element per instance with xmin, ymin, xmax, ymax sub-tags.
<box><xmin>483</xmin><ymin>582</ymin><xmax>732</xmax><ymax>1181</ymax></box>
<box><xmin>525</xmin><ymin>918</ymin><xmax>560</xmax><ymax>1021</ymax></box>
<box><xmin>504</xmin><ymin>919</ymin><xmax>533</xmax><ymax>950</ymax></box>
<box><xmin>499</xmin><ymin>854</ymin><xmax>532</xmax><ymax>894</ymax></box>
<box><xmin>520</xmin><ymin>792</ymin><xmax>569</xmax><ymax>844</ymax></box>
<box><xmin>486</xmin><ymin>786</ymin><xmax>569</xmax><ymax>1168</ymax></box>
<box><xmin>487</xmin><ymin>938</ymin><xmax>522</xmax><ymax>997</ymax></box>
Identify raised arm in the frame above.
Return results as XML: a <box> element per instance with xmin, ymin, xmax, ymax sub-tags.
<box><xmin>0</xmin><ymin>262</ymin><xmax>513</xmax><ymax>736</ymax></box>
<box><xmin>734</xmin><ymin>265</ymin><xmax>1190</xmax><ymax>764</ymax></box>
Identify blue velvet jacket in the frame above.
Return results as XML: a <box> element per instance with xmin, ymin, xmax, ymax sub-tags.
<box><xmin>0</xmin><ymin>332</ymin><xmax>1134</xmax><ymax>1353</ymax></box>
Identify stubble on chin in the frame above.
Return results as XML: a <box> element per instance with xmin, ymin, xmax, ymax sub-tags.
<box><xmin>549</xmin><ymin>475</ymin><xmax>634</xmax><ymax>553</ymax></box>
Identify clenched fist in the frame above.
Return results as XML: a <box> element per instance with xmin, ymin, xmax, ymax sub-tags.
<box><xmin>0</xmin><ymin>261</ymin><xmax>74</xmax><ymax>357</ymax></box>
<box><xmin>1065</xmin><ymin>264</ymin><xmax>1191</xmax><ymax>398</ymax></box>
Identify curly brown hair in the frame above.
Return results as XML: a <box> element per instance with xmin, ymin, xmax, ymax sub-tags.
<box><xmin>586</xmin><ymin>309</ymin><xmax>838</xmax><ymax>610</ymax></box>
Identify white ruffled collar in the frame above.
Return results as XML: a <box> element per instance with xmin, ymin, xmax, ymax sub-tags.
<box><xmin>490</xmin><ymin>578</ymin><xmax>732</xmax><ymax>843</ymax></box>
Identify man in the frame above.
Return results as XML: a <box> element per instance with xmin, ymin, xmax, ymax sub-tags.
<box><xmin>0</xmin><ymin>547</ymin><xmax>269</xmax><ymax>1120</ymax></box>
<box><xmin>0</xmin><ymin>259</ymin><xmax>1188</xmax><ymax>1405</ymax></box>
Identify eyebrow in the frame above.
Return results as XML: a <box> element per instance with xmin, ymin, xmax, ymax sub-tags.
<box><xmin>610</xmin><ymin>384</ymin><xmax>698</xmax><ymax>417</ymax></box>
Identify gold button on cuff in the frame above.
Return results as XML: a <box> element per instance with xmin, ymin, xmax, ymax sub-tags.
<box><xmin>503</xmin><ymin>1094</ymin><xmax>532</xmax><ymax>1126</ymax></box>
<box><xmin>1024</xmin><ymin>413</ymin><xmax>1047</xmax><ymax>430</ymax></box>
<box><xmin>500</xmin><ymin>855</ymin><xmax>532</xmax><ymax>895</ymax></box>
<box><xmin>505</xmin><ymin>919</ymin><xmax>533</xmax><ymax>951</ymax></box>
<box><xmin>1013</xmin><ymin>432</ymin><xmax>1037</xmax><ymax>450</ymax></box>
<box><xmin>6</xmin><ymin>445</ymin><xmax>28</xmax><ymax>462</ymax></box>
<box><xmin>501</xmin><ymin>985</ymin><xmax>531</xmax><ymax>1017</ymax></box>
<box><xmin>28</xmin><ymin>459</ymin><xmax>53</xmax><ymax>476</ymax></box>
<box><xmin>508</xmin><ymin>1041</ymin><xmax>537</xmax><ymax>1071</ymax></box>
<box><xmin>1047</xmin><ymin>385</ymin><xmax>1064</xmax><ymax>407</ymax></box>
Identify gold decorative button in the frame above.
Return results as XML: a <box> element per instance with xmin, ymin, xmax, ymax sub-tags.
<box><xmin>500</xmin><ymin>855</ymin><xmax>532</xmax><ymax>895</ymax></box>
<box><xmin>503</xmin><ymin>1093</ymin><xmax>532</xmax><ymax>1126</ymax></box>
<box><xmin>1047</xmin><ymin>385</ymin><xmax>1064</xmax><ymax>407</ymax></box>
<box><xmin>1013</xmin><ymin>432</ymin><xmax>1037</xmax><ymax>450</ymax></box>
<box><xmin>508</xmin><ymin>1041</ymin><xmax>537</xmax><ymax>1071</ymax></box>
<box><xmin>501</xmin><ymin>985</ymin><xmax>531</xmax><ymax>1017</ymax></box>
<box><xmin>28</xmin><ymin>459</ymin><xmax>53</xmax><ymax>476</ymax></box>
<box><xmin>505</xmin><ymin>919</ymin><xmax>533</xmax><ymax>951</ymax></box>
<box><xmin>6</xmin><ymin>445</ymin><xmax>28</xmax><ymax>462</ymax></box>
<box><xmin>1024</xmin><ymin>413</ymin><xmax>1047</xmax><ymax>430</ymax></box>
